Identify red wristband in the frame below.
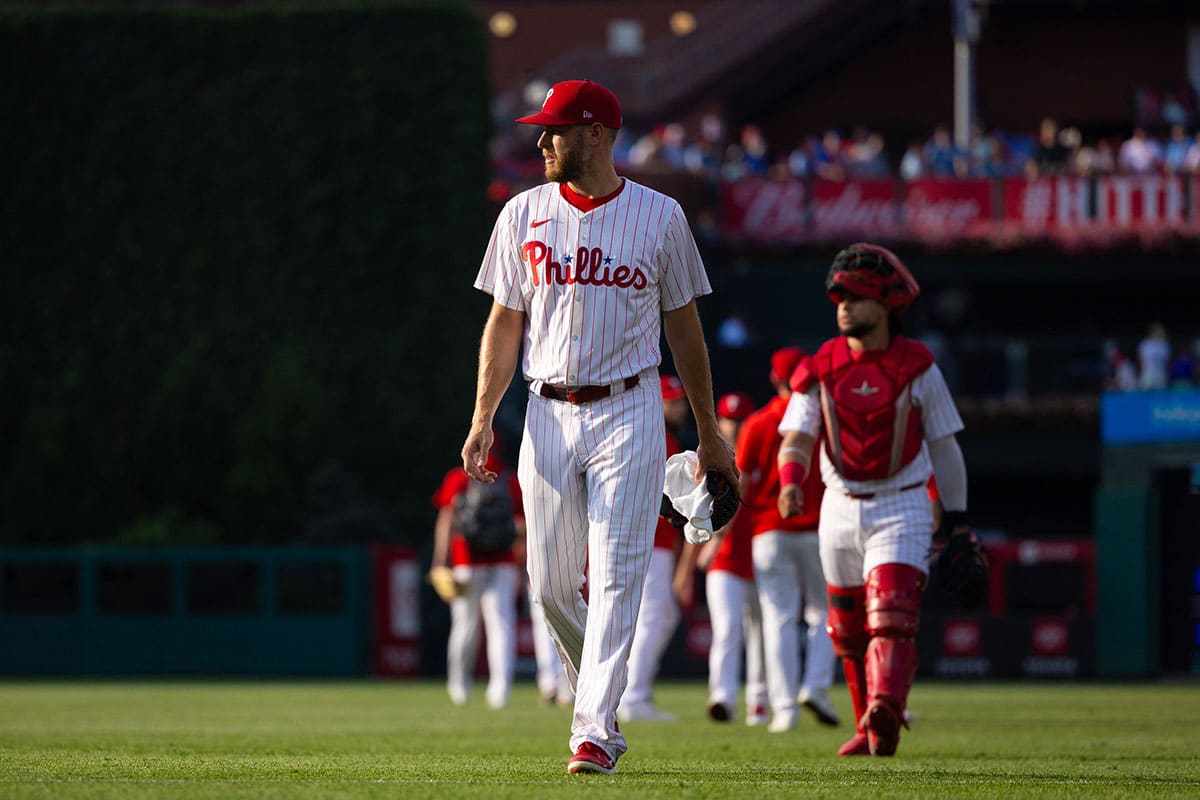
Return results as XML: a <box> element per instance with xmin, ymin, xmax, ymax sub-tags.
<box><xmin>779</xmin><ymin>461</ymin><xmax>806</xmax><ymax>487</ymax></box>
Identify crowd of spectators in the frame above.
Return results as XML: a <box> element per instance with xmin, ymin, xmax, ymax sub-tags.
<box><xmin>487</xmin><ymin>82</ymin><xmax>1200</xmax><ymax>209</ymax></box>
<box><xmin>1105</xmin><ymin>322</ymin><xmax>1200</xmax><ymax>392</ymax></box>
<box><xmin>603</xmin><ymin>113</ymin><xmax>1200</xmax><ymax>184</ymax></box>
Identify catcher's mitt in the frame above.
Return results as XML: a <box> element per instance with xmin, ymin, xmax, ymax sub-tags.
<box><xmin>428</xmin><ymin>566</ymin><xmax>463</xmax><ymax>604</ymax></box>
<box><xmin>706</xmin><ymin>470</ymin><xmax>740</xmax><ymax>532</ymax></box>
<box><xmin>934</xmin><ymin>516</ymin><xmax>988</xmax><ymax>609</ymax></box>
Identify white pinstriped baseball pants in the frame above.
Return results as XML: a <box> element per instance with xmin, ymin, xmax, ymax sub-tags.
<box><xmin>529</xmin><ymin>589</ymin><xmax>572</xmax><ymax>703</ymax></box>
<box><xmin>817</xmin><ymin>485</ymin><xmax>935</xmax><ymax>588</ymax></box>
<box><xmin>752</xmin><ymin>532</ymin><xmax>835</xmax><ymax>720</ymax></box>
<box><xmin>705</xmin><ymin>570</ymin><xmax>767</xmax><ymax>714</ymax></box>
<box><xmin>447</xmin><ymin>562</ymin><xmax>518</xmax><ymax>708</ymax></box>
<box><xmin>519</xmin><ymin>376</ymin><xmax>664</xmax><ymax>759</ymax></box>
<box><xmin>621</xmin><ymin>546</ymin><xmax>681</xmax><ymax>710</ymax></box>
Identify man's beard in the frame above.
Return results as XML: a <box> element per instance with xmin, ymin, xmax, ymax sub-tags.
<box><xmin>840</xmin><ymin>318</ymin><xmax>877</xmax><ymax>339</ymax></box>
<box><xmin>545</xmin><ymin>147</ymin><xmax>583</xmax><ymax>184</ymax></box>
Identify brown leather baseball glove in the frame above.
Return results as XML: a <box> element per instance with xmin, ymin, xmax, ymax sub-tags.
<box><xmin>706</xmin><ymin>470</ymin><xmax>740</xmax><ymax>532</ymax></box>
<box><xmin>935</xmin><ymin>524</ymin><xmax>988</xmax><ymax>609</ymax></box>
<box><xmin>428</xmin><ymin>566</ymin><xmax>464</xmax><ymax>604</ymax></box>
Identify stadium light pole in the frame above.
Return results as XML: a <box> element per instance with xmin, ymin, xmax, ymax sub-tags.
<box><xmin>952</xmin><ymin>0</ymin><xmax>984</xmax><ymax>150</ymax></box>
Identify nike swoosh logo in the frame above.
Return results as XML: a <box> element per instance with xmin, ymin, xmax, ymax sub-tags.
<box><xmin>531</xmin><ymin>218</ymin><xmax>552</xmax><ymax>228</ymax></box>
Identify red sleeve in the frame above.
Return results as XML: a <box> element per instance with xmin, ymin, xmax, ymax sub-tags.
<box><xmin>788</xmin><ymin>354</ymin><xmax>818</xmax><ymax>393</ymax></box>
<box><xmin>432</xmin><ymin>468</ymin><xmax>469</xmax><ymax>509</ymax></box>
<box><xmin>736</xmin><ymin>412</ymin><xmax>773</xmax><ymax>503</ymax></box>
<box><xmin>734</xmin><ymin>414</ymin><xmax>757</xmax><ymax>473</ymax></box>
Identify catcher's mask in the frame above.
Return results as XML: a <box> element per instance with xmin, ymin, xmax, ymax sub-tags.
<box><xmin>825</xmin><ymin>243</ymin><xmax>920</xmax><ymax>313</ymax></box>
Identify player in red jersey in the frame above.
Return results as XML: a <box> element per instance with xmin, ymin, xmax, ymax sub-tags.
<box><xmin>738</xmin><ymin>348</ymin><xmax>838</xmax><ymax>733</ymax></box>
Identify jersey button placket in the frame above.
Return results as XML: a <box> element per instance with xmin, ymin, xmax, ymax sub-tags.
<box><xmin>566</xmin><ymin>214</ymin><xmax>586</xmax><ymax>386</ymax></box>
<box><xmin>568</xmin><ymin>283</ymin><xmax>584</xmax><ymax>385</ymax></box>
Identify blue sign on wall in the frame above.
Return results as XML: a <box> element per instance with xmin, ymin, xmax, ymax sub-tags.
<box><xmin>1101</xmin><ymin>390</ymin><xmax>1200</xmax><ymax>444</ymax></box>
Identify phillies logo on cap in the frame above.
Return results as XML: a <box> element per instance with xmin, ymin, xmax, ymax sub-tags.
<box><xmin>516</xmin><ymin>79</ymin><xmax>623</xmax><ymax>129</ymax></box>
<box><xmin>717</xmin><ymin>392</ymin><xmax>754</xmax><ymax>421</ymax></box>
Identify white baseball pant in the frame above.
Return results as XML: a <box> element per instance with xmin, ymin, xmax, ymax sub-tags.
<box><xmin>529</xmin><ymin>588</ymin><xmax>572</xmax><ymax>704</ymax></box>
<box><xmin>706</xmin><ymin>570</ymin><xmax>767</xmax><ymax>715</ymax></box>
<box><xmin>447</xmin><ymin>562</ymin><xmax>518</xmax><ymax>708</ymax></box>
<box><xmin>519</xmin><ymin>378</ymin><xmax>664</xmax><ymax>758</ymax></box>
<box><xmin>817</xmin><ymin>485</ymin><xmax>934</xmax><ymax>587</ymax></box>
<box><xmin>752</xmin><ymin>531</ymin><xmax>835</xmax><ymax>722</ymax></box>
<box><xmin>621</xmin><ymin>546</ymin><xmax>681</xmax><ymax>711</ymax></box>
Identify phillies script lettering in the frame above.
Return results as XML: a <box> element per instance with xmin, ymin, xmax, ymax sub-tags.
<box><xmin>521</xmin><ymin>241</ymin><xmax>647</xmax><ymax>290</ymax></box>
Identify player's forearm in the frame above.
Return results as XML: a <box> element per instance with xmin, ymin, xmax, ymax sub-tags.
<box><xmin>431</xmin><ymin>507</ymin><xmax>454</xmax><ymax>568</ymax></box>
<box><xmin>471</xmin><ymin>302</ymin><xmax>524</xmax><ymax>428</ymax></box>
<box><xmin>927</xmin><ymin>434</ymin><xmax>968</xmax><ymax>515</ymax></box>
<box><xmin>777</xmin><ymin>431</ymin><xmax>817</xmax><ymax>485</ymax></box>
<box><xmin>662</xmin><ymin>301</ymin><xmax>719</xmax><ymax>438</ymax></box>
<box><xmin>676</xmin><ymin>541</ymin><xmax>701</xmax><ymax>575</ymax></box>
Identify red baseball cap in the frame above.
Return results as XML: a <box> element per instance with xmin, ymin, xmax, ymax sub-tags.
<box><xmin>660</xmin><ymin>375</ymin><xmax>686</xmax><ymax>401</ymax></box>
<box><xmin>516</xmin><ymin>80</ymin><xmax>622</xmax><ymax>129</ymax></box>
<box><xmin>717</xmin><ymin>392</ymin><xmax>755</xmax><ymax>421</ymax></box>
<box><xmin>770</xmin><ymin>346</ymin><xmax>807</xmax><ymax>384</ymax></box>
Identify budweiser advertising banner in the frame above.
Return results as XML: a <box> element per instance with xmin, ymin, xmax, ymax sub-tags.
<box><xmin>720</xmin><ymin>178</ymin><xmax>809</xmax><ymax>242</ymax></box>
<box><xmin>811</xmin><ymin>179</ymin><xmax>899</xmax><ymax>239</ymax></box>
<box><xmin>720</xmin><ymin>176</ymin><xmax>1197</xmax><ymax>245</ymax></box>
<box><xmin>903</xmin><ymin>178</ymin><xmax>993</xmax><ymax>238</ymax></box>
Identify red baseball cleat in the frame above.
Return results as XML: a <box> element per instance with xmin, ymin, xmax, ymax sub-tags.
<box><xmin>837</xmin><ymin>732</ymin><xmax>871</xmax><ymax>756</ymax></box>
<box><xmin>864</xmin><ymin>698</ymin><xmax>903</xmax><ymax>756</ymax></box>
<box><xmin>567</xmin><ymin>742</ymin><xmax>617</xmax><ymax>775</ymax></box>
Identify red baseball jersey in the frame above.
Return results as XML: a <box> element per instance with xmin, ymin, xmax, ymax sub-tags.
<box><xmin>432</xmin><ymin>468</ymin><xmax>522</xmax><ymax>566</ymax></box>
<box><xmin>735</xmin><ymin>395</ymin><xmax>823</xmax><ymax>534</ymax></box>
<box><xmin>707</xmin><ymin>504</ymin><xmax>754</xmax><ymax>579</ymax></box>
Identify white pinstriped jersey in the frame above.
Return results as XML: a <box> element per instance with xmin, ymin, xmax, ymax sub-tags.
<box><xmin>779</xmin><ymin>363</ymin><xmax>963</xmax><ymax>496</ymax></box>
<box><xmin>474</xmin><ymin>179</ymin><xmax>711</xmax><ymax>386</ymax></box>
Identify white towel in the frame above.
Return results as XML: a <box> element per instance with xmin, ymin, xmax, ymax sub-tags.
<box><xmin>663</xmin><ymin>451</ymin><xmax>714</xmax><ymax>545</ymax></box>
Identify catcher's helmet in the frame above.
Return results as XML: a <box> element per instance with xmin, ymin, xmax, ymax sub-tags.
<box><xmin>825</xmin><ymin>243</ymin><xmax>920</xmax><ymax>312</ymax></box>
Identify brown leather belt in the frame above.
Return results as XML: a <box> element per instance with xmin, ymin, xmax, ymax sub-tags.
<box><xmin>846</xmin><ymin>480</ymin><xmax>925</xmax><ymax>500</ymax></box>
<box><xmin>539</xmin><ymin>375</ymin><xmax>640</xmax><ymax>404</ymax></box>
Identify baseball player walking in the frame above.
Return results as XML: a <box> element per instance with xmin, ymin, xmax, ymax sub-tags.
<box><xmin>777</xmin><ymin>244</ymin><xmax>971</xmax><ymax>757</ymax></box>
<box><xmin>429</xmin><ymin>451</ymin><xmax>522</xmax><ymax>709</ymax></box>
<box><xmin>738</xmin><ymin>349</ymin><xmax>839</xmax><ymax>733</ymax></box>
<box><xmin>462</xmin><ymin>79</ymin><xmax>736</xmax><ymax>776</ymax></box>
<box><xmin>675</xmin><ymin>391</ymin><xmax>769</xmax><ymax>725</ymax></box>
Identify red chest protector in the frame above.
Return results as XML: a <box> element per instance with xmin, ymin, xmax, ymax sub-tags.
<box><xmin>797</xmin><ymin>336</ymin><xmax>933</xmax><ymax>481</ymax></box>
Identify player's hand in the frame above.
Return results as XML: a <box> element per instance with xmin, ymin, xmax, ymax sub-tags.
<box><xmin>461</xmin><ymin>426</ymin><xmax>497</xmax><ymax>483</ymax></box>
<box><xmin>695</xmin><ymin>430</ymin><xmax>738</xmax><ymax>487</ymax></box>
<box><xmin>778</xmin><ymin>484</ymin><xmax>804</xmax><ymax>518</ymax></box>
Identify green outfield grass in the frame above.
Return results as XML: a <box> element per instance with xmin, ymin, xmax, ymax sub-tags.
<box><xmin>0</xmin><ymin>679</ymin><xmax>1196</xmax><ymax>798</ymax></box>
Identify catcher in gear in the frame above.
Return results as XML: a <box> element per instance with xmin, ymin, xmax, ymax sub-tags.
<box><xmin>776</xmin><ymin>243</ymin><xmax>973</xmax><ymax>758</ymax></box>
